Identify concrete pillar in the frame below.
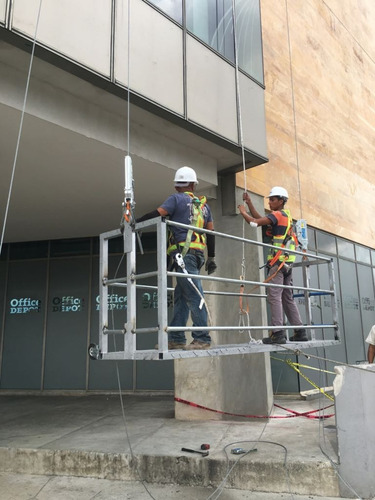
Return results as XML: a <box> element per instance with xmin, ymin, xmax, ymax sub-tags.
<box><xmin>334</xmin><ymin>363</ymin><xmax>375</xmax><ymax>498</ymax></box>
<box><xmin>175</xmin><ymin>176</ymin><xmax>273</xmax><ymax>420</ymax></box>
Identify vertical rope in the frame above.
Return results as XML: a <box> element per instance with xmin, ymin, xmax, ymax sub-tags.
<box><xmin>285</xmin><ymin>0</ymin><xmax>303</xmax><ymax>219</ymax></box>
<box><xmin>0</xmin><ymin>0</ymin><xmax>43</xmax><ymax>256</ymax></box>
<box><xmin>126</xmin><ymin>0</ymin><xmax>131</xmax><ymax>156</ymax></box>
<box><xmin>232</xmin><ymin>0</ymin><xmax>247</xmax><ymax>283</ymax></box>
<box><xmin>232</xmin><ymin>0</ymin><xmax>250</xmax><ymax>305</ymax></box>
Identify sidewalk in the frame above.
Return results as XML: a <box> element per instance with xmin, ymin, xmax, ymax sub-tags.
<box><xmin>0</xmin><ymin>394</ymin><xmax>340</xmax><ymax>497</ymax></box>
<box><xmin>0</xmin><ymin>472</ymin><xmax>351</xmax><ymax>500</ymax></box>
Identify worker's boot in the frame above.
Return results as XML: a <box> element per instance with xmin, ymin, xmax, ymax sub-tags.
<box><xmin>262</xmin><ymin>331</ymin><xmax>287</xmax><ymax>344</ymax></box>
<box><xmin>289</xmin><ymin>329</ymin><xmax>308</xmax><ymax>342</ymax></box>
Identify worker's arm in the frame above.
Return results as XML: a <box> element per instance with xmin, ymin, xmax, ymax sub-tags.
<box><xmin>205</xmin><ymin>221</ymin><xmax>216</xmax><ymax>274</ymax></box>
<box><xmin>242</xmin><ymin>192</ymin><xmax>263</xmax><ymax>219</ymax></box>
<box><xmin>238</xmin><ymin>204</ymin><xmax>272</xmax><ymax>226</ymax></box>
<box><xmin>136</xmin><ymin>207</ymin><xmax>168</xmax><ymax>223</ymax></box>
<box><xmin>368</xmin><ymin>344</ymin><xmax>375</xmax><ymax>363</ymax></box>
<box><xmin>205</xmin><ymin>221</ymin><xmax>215</xmax><ymax>257</ymax></box>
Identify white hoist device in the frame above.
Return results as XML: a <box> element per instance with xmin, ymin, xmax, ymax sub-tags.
<box><xmin>122</xmin><ymin>155</ymin><xmax>136</xmax><ymax>253</ymax></box>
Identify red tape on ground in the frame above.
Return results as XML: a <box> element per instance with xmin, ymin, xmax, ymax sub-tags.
<box><xmin>174</xmin><ymin>397</ymin><xmax>334</xmax><ymax>419</ymax></box>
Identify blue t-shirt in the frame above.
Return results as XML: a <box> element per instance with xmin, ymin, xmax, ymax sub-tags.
<box><xmin>160</xmin><ymin>192</ymin><xmax>213</xmax><ymax>244</ymax></box>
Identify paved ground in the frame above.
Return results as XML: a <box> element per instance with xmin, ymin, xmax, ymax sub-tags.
<box><xmin>0</xmin><ymin>472</ymin><xmax>351</xmax><ymax>500</ymax></box>
<box><xmin>0</xmin><ymin>393</ymin><xmax>350</xmax><ymax>498</ymax></box>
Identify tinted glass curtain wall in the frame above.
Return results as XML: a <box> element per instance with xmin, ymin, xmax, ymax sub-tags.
<box><xmin>147</xmin><ymin>0</ymin><xmax>264</xmax><ymax>84</ymax></box>
<box><xmin>0</xmin><ymin>237</ymin><xmax>174</xmax><ymax>392</ymax></box>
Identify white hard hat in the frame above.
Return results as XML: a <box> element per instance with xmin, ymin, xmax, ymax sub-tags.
<box><xmin>267</xmin><ymin>186</ymin><xmax>288</xmax><ymax>200</ymax></box>
<box><xmin>174</xmin><ymin>166</ymin><xmax>198</xmax><ymax>186</ymax></box>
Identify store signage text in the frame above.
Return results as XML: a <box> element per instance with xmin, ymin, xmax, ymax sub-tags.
<box><xmin>10</xmin><ymin>298</ymin><xmax>41</xmax><ymax>314</ymax></box>
<box><xmin>52</xmin><ymin>296</ymin><xmax>84</xmax><ymax>313</ymax></box>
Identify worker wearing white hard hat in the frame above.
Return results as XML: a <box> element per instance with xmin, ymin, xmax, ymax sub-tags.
<box><xmin>173</xmin><ymin>166</ymin><xmax>199</xmax><ymax>186</ymax></box>
<box><xmin>137</xmin><ymin>166</ymin><xmax>216</xmax><ymax>351</ymax></box>
<box><xmin>238</xmin><ymin>187</ymin><xmax>307</xmax><ymax>345</ymax></box>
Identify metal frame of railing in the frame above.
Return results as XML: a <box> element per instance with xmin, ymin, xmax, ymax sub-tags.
<box><xmin>89</xmin><ymin>218</ymin><xmax>340</xmax><ymax>361</ymax></box>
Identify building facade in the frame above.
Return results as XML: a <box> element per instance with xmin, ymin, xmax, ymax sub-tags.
<box><xmin>0</xmin><ymin>0</ymin><xmax>374</xmax><ymax>393</ymax></box>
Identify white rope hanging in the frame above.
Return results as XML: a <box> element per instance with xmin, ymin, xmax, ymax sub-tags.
<box><xmin>0</xmin><ymin>0</ymin><xmax>44</xmax><ymax>256</ymax></box>
<box><xmin>232</xmin><ymin>0</ymin><xmax>262</xmax><ymax>344</ymax></box>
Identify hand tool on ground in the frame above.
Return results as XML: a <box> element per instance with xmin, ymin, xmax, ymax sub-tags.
<box><xmin>181</xmin><ymin>447</ymin><xmax>209</xmax><ymax>457</ymax></box>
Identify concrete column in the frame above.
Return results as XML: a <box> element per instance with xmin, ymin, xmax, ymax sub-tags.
<box><xmin>334</xmin><ymin>363</ymin><xmax>375</xmax><ymax>498</ymax></box>
<box><xmin>175</xmin><ymin>176</ymin><xmax>273</xmax><ymax>420</ymax></box>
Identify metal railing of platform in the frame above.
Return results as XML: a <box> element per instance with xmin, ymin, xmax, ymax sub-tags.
<box><xmin>89</xmin><ymin>217</ymin><xmax>340</xmax><ymax>361</ymax></box>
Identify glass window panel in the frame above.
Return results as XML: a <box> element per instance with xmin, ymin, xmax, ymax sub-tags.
<box><xmin>235</xmin><ymin>0</ymin><xmax>264</xmax><ymax>83</ymax></box>
<box><xmin>337</xmin><ymin>238</ymin><xmax>355</xmax><ymax>260</ymax></box>
<box><xmin>1</xmin><ymin>260</ymin><xmax>47</xmax><ymax>389</ymax></box>
<box><xmin>50</xmin><ymin>238</ymin><xmax>91</xmax><ymax>257</ymax></box>
<box><xmin>355</xmin><ymin>245</ymin><xmax>371</xmax><ymax>265</ymax></box>
<box><xmin>44</xmin><ymin>258</ymin><xmax>90</xmax><ymax>389</ymax></box>
<box><xmin>371</xmin><ymin>250</ymin><xmax>375</xmax><ymax>266</ymax></box>
<box><xmin>357</xmin><ymin>264</ymin><xmax>375</xmax><ymax>344</ymax></box>
<box><xmin>339</xmin><ymin>259</ymin><xmax>365</xmax><ymax>363</ymax></box>
<box><xmin>9</xmin><ymin>240</ymin><xmax>49</xmax><ymax>260</ymax></box>
<box><xmin>316</xmin><ymin>231</ymin><xmax>336</xmax><ymax>254</ymax></box>
<box><xmin>0</xmin><ymin>244</ymin><xmax>8</xmax><ymax>261</ymax></box>
<box><xmin>307</xmin><ymin>227</ymin><xmax>316</xmax><ymax>250</ymax></box>
<box><xmin>146</xmin><ymin>0</ymin><xmax>182</xmax><ymax>23</ymax></box>
<box><xmin>187</xmin><ymin>0</ymin><xmax>235</xmax><ymax>63</ymax></box>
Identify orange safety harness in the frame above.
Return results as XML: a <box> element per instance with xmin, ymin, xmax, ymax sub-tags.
<box><xmin>267</xmin><ymin>209</ymin><xmax>298</xmax><ymax>268</ymax></box>
<box><xmin>239</xmin><ymin>210</ymin><xmax>300</xmax><ymax>316</ymax></box>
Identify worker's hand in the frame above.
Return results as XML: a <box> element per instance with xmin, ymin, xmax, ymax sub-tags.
<box><xmin>238</xmin><ymin>204</ymin><xmax>247</xmax><ymax>215</ymax></box>
<box><xmin>243</xmin><ymin>192</ymin><xmax>250</xmax><ymax>203</ymax></box>
<box><xmin>205</xmin><ymin>257</ymin><xmax>217</xmax><ymax>275</ymax></box>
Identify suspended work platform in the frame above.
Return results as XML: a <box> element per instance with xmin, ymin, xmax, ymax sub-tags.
<box><xmin>89</xmin><ymin>217</ymin><xmax>340</xmax><ymax>361</ymax></box>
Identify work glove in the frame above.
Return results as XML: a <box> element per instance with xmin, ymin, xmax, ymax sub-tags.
<box><xmin>205</xmin><ymin>257</ymin><xmax>217</xmax><ymax>275</ymax></box>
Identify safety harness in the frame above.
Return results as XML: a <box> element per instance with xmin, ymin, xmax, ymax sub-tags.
<box><xmin>167</xmin><ymin>192</ymin><xmax>207</xmax><ymax>257</ymax></box>
<box><xmin>267</xmin><ymin>209</ymin><xmax>299</xmax><ymax>269</ymax></box>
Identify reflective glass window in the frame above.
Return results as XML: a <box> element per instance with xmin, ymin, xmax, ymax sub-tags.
<box><xmin>235</xmin><ymin>0</ymin><xmax>264</xmax><ymax>83</ymax></box>
<box><xmin>372</xmin><ymin>250</ymin><xmax>375</xmax><ymax>266</ymax></box>
<box><xmin>186</xmin><ymin>0</ymin><xmax>235</xmax><ymax>63</ymax></box>
<box><xmin>186</xmin><ymin>0</ymin><xmax>263</xmax><ymax>83</ymax></box>
<box><xmin>355</xmin><ymin>244</ymin><xmax>371</xmax><ymax>265</ymax></box>
<box><xmin>317</xmin><ymin>231</ymin><xmax>336</xmax><ymax>255</ymax></box>
<box><xmin>0</xmin><ymin>244</ymin><xmax>8</xmax><ymax>261</ymax></box>
<box><xmin>337</xmin><ymin>238</ymin><xmax>355</xmax><ymax>260</ymax></box>
<box><xmin>9</xmin><ymin>241</ymin><xmax>49</xmax><ymax>260</ymax></box>
<box><xmin>307</xmin><ymin>227</ymin><xmax>316</xmax><ymax>250</ymax></box>
<box><xmin>146</xmin><ymin>0</ymin><xmax>182</xmax><ymax>24</ymax></box>
<box><xmin>50</xmin><ymin>238</ymin><xmax>91</xmax><ymax>257</ymax></box>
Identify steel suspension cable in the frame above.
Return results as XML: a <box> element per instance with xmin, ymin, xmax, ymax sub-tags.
<box><xmin>0</xmin><ymin>0</ymin><xmax>43</xmax><ymax>257</ymax></box>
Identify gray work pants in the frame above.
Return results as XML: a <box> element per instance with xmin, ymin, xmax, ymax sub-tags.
<box><xmin>267</xmin><ymin>264</ymin><xmax>303</xmax><ymax>334</ymax></box>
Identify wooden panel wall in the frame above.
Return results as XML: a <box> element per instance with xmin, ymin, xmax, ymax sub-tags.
<box><xmin>238</xmin><ymin>0</ymin><xmax>375</xmax><ymax>248</ymax></box>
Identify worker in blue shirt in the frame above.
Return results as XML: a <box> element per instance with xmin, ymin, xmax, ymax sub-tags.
<box><xmin>137</xmin><ymin>166</ymin><xmax>216</xmax><ymax>350</ymax></box>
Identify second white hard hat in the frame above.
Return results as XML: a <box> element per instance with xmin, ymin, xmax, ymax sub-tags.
<box><xmin>267</xmin><ymin>186</ymin><xmax>289</xmax><ymax>199</ymax></box>
<box><xmin>174</xmin><ymin>166</ymin><xmax>198</xmax><ymax>185</ymax></box>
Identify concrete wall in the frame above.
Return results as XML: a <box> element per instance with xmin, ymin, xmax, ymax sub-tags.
<box><xmin>240</xmin><ymin>0</ymin><xmax>375</xmax><ymax>248</ymax></box>
<box><xmin>175</xmin><ymin>185</ymin><xmax>273</xmax><ymax>420</ymax></box>
<box><xmin>334</xmin><ymin>363</ymin><xmax>375</xmax><ymax>498</ymax></box>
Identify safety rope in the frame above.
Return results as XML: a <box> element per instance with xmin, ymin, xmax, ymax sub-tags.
<box><xmin>232</xmin><ymin>0</ymin><xmax>259</xmax><ymax>346</ymax></box>
<box><xmin>285</xmin><ymin>0</ymin><xmax>303</xmax><ymax>220</ymax></box>
<box><xmin>126</xmin><ymin>0</ymin><xmax>131</xmax><ymax>157</ymax></box>
<box><xmin>0</xmin><ymin>0</ymin><xmax>43</xmax><ymax>257</ymax></box>
<box><xmin>279</xmin><ymin>345</ymin><xmax>375</xmax><ymax>376</ymax></box>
